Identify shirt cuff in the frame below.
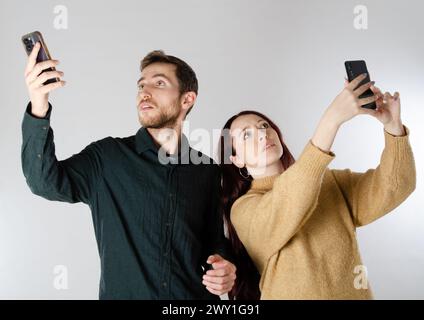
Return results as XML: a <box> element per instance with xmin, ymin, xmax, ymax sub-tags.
<box><xmin>25</xmin><ymin>101</ymin><xmax>52</xmax><ymax>120</ymax></box>
<box><xmin>22</xmin><ymin>102</ymin><xmax>53</xmax><ymax>136</ymax></box>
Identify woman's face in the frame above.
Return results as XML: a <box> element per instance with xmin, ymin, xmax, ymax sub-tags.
<box><xmin>229</xmin><ymin>114</ymin><xmax>284</xmax><ymax>173</ymax></box>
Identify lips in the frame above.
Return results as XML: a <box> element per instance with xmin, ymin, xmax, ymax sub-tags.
<box><xmin>264</xmin><ymin>141</ymin><xmax>276</xmax><ymax>151</ymax></box>
<box><xmin>138</xmin><ymin>102</ymin><xmax>154</xmax><ymax>112</ymax></box>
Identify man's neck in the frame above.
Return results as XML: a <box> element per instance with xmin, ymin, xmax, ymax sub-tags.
<box><xmin>146</xmin><ymin>124</ymin><xmax>182</xmax><ymax>156</ymax></box>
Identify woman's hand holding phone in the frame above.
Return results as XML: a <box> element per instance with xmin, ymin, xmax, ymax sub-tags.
<box><xmin>24</xmin><ymin>42</ymin><xmax>66</xmax><ymax>118</ymax></box>
<box><xmin>311</xmin><ymin>74</ymin><xmax>404</xmax><ymax>152</ymax></box>
<box><xmin>324</xmin><ymin>73</ymin><xmax>379</xmax><ymax>127</ymax></box>
<box><xmin>311</xmin><ymin>74</ymin><xmax>379</xmax><ymax>152</ymax></box>
<box><xmin>341</xmin><ymin>77</ymin><xmax>404</xmax><ymax>136</ymax></box>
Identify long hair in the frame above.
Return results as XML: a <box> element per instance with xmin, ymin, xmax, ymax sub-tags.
<box><xmin>217</xmin><ymin>110</ymin><xmax>295</xmax><ymax>300</ymax></box>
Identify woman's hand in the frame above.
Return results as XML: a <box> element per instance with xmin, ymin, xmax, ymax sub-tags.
<box><xmin>324</xmin><ymin>73</ymin><xmax>379</xmax><ymax>127</ymax></box>
<box><xmin>311</xmin><ymin>74</ymin><xmax>378</xmax><ymax>152</ymax></box>
<box><xmin>365</xmin><ymin>85</ymin><xmax>405</xmax><ymax>136</ymax></box>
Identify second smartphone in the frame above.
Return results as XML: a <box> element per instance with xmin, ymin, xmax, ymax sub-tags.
<box><xmin>344</xmin><ymin>60</ymin><xmax>376</xmax><ymax>109</ymax></box>
<box><xmin>21</xmin><ymin>31</ymin><xmax>59</xmax><ymax>85</ymax></box>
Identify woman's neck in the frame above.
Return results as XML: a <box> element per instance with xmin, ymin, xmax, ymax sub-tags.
<box><xmin>249</xmin><ymin>160</ymin><xmax>284</xmax><ymax>180</ymax></box>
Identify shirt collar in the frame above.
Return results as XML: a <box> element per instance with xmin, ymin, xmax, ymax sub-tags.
<box><xmin>135</xmin><ymin>127</ymin><xmax>191</xmax><ymax>161</ymax></box>
<box><xmin>135</xmin><ymin>127</ymin><xmax>157</xmax><ymax>154</ymax></box>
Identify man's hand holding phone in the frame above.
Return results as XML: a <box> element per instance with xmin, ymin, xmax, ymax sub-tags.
<box><xmin>24</xmin><ymin>42</ymin><xmax>65</xmax><ymax>118</ymax></box>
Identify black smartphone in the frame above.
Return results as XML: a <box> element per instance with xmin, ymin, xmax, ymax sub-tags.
<box><xmin>21</xmin><ymin>31</ymin><xmax>59</xmax><ymax>85</ymax></box>
<box><xmin>344</xmin><ymin>60</ymin><xmax>376</xmax><ymax>109</ymax></box>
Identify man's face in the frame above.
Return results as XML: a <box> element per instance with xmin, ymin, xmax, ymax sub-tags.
<box><xmin>136</xmin><ymin>62</ymin><xmax>182</xmax><ymax>128</ymax></box>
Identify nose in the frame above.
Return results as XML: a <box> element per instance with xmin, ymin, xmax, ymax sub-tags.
<box><xmin>138</xmin><ymin>87</ymin><xmax>152</xmax><ymax>101</ymax></box>
<box><xmin>258</xmin><ymin>129</ymin><xmax>268</xmax><ymax>141</ymax></box>
<box><xmin>141</xmin><ymin>91</ymin><xmax>151</xmax><ymax>101</ymax></box>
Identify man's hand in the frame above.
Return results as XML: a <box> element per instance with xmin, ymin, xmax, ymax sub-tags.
<box><xmin>202</xmin><ymin>254</ymin><xmax>236</xmax><ymax>296</ymax></box>
<box><xmin>24</xmin><ymin>42</ymin><xmax>65</xmax><ymax>117</ymax></box>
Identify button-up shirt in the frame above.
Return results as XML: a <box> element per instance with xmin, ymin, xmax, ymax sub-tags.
<box><xmin>21</xmin><ymin>103</ymin><xmax>232</xmax><ymax>299</ymax></box>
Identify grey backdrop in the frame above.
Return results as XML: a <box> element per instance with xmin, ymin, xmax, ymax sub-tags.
<box><xmin>1</xmin><ymin>0</ymin><xmax>423</xmax><ymax>299</ymax></box>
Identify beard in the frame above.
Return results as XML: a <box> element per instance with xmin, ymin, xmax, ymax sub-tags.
<box><xmin>139</xmin><ymin>99</ymin><xmax>181</xmax><ymax>129</ymax></box>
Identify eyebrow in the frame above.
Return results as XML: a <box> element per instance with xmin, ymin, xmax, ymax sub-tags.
<box><xmin>137</xmin><ymin>73</ymin><xmax>172</xmax><ymax>85</ymax></box>
<box><xmin>237</xmin><ymin>119</ymin><xmax>264</xmax><ymax>137</ymax></box>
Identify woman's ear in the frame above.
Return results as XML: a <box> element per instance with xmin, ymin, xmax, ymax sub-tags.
<box><xmin>229</xmin><ymin>155</ymin><xmax>244</xmax><ymax>169</ymax></box>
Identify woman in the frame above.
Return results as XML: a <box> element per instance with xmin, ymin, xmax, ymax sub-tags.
<box><xmin>217</xmin><ymin>74</ymin><xmax>416</xmax><ymax>299</ymax></box>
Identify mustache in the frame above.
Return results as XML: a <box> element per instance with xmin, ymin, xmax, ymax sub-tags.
<box><xmin>138</xmin><ymin>98</ymin><xmax>157</xmax><ymax>108</ymax></box>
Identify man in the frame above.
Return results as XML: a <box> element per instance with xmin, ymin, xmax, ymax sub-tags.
<box><xmin>21</xmin><ymin>43</ymin><xmax>236</xmax><ymax>299</ymax></box>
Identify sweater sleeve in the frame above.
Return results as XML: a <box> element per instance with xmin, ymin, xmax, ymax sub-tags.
<box><xmin>331</xmin><ymin>126</ymin><xmax>416</xmax><ymax>227</ymax></box>
<box><xmin>230</xmin><ymin>141</ymin><xmax>335</xmax><ymax>265</ymax></box>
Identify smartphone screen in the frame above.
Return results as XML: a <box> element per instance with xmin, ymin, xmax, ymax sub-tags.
<box><xmin>21</xmin><ymin>31</ymin><xmax>59</xmax><ymax>85</ymax></box>
<box><xmin>344</xmin><ymin>60</ymin><xmax>376</xmax><ymax>109</ymax></box>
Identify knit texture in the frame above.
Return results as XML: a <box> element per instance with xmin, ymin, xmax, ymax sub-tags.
<box><xmin>231</xmin><ymin>126</ymin><xmax>416</xmax><ymax>299</ymax></box>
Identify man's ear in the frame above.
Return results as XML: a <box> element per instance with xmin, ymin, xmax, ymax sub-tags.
<box><xmin>181</xmin><ymin>91</ymin><xmax>197</xmax><ymax>111</ymax></box>
<box><xmin>229</xmin><ymin>155</ymin><xmax>244</xmax><ymax>169</ymax></box>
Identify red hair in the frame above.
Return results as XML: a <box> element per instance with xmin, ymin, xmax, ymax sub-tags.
<box><xmin>217</xmin><ymin>110</ymin><xmax>295</xmax><ymax>300</ymax></box>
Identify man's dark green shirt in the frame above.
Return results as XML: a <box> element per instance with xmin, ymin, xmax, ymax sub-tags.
<box><xmin>21</xmin><ymin>103</ymin><xmax>231</xmax><ymax>300</ymax></box>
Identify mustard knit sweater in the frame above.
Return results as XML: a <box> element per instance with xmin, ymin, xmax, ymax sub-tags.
<box><xmin>231</xmin><ymin>127</ymin><xmax>416</xmax><ymax>299</ymax></box>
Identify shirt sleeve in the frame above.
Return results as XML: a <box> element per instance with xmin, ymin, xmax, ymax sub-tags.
<box><xmin>21</xmin><ymin>102</ymin><xmax>104</xmax><ymax>205</ymax></box>
<box><xmin>331</xmin><ymin>126</ymin><xmax>416</xmax><ymax>227</ymax></box>
<box><xmin>202</xmin><ymin>165</ymin><xmax>234</xmax><ymax>266</ymax></box>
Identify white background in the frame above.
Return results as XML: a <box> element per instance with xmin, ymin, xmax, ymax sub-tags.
<box><xmin>0</xmin><ymin>0</ymin><xmax>423</xmax><ymax>299</ymax></box>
